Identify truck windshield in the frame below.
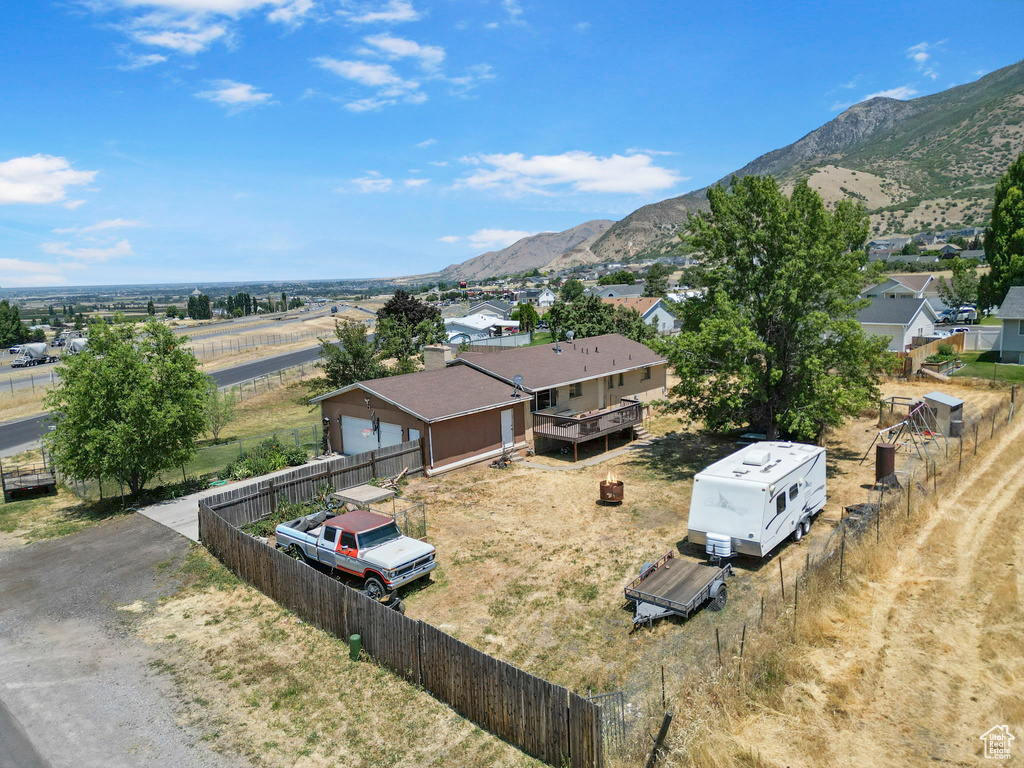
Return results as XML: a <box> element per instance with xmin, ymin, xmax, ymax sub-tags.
<box><xmin>357</xmin><ymin>522</ymin><xmax>402</xmax><ymax>549</ymax></box>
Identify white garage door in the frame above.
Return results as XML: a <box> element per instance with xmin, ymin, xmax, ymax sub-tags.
<box><xmin>341</xmin><ymin>416</ymin><xmax>405</xmax><ymax>455</ymax></box>
<box><xmin>341</xmin><ymin>416</ymin><xmax>377</xmax><ymax>455</ymax></box>
<box><xmin>378</xmin><ymin>422</ymin><xmax>403</xmax><ymax>448</ymax></box>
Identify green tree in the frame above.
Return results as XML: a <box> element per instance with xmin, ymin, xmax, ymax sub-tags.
<box><xmin>43</xmin><ymin>317</ymin><xmax>209</xmax><ymax>496</ymax></box>
<box><xmin>597</xmin><ymin>270</ymin><xmax>636</xmax><ymax>286</ymax></box>
<box><xmin>510</xmin><ymin>302</ymin><xmax>540</xmax><ymax>332</ymax></box>
<box><xmin>204</xmin><ymin>382</ymin><xmax>237</xmax><ymax>443</ymax></box>
<box><xmin>663</xmin><ymin>176</ymin><xmax>893</xmax><ymax>442</ymax></box>
<box><xmin>936</xmin><ymin>257</ymin><xmax>979</xmax><ymax>310</ymax></box>
<box><xmin>0</xmin><ymin>301</ymin><xmax>29</xmax><ymax>347</ymax></box>
<box><xmin>375</xmin><ymin>290</ymin><xmax>444</xmax><ymax>364</ymax></box>
<box><xmin>643</xmin><ymin>263</ymin><xmax>672</xmax><ymax>297</ymax></box>
<box><xmin>901</xmin><ymin>241</ymin><xmax>921</xmax><ymax>256</ymax></box>
<box><xmin>314</xmin><ymin>320</ymin><xmax>386</xmax><ymax>394</ymax></box>
<box><xmin>560</xmin><ymin>278</ymin><xmax>585</xmax><ymax>302</ymax></box>
<box><xmin>980</xmin><ymin>152</ymin><xmax>1024</xmax><ymax>309</ymax></box>
<box><xmin>166</xmin><ymin>305</ymin><xmax>178</xmax><ymax>319</ymax></box>
<box><xmin>146</xmin><ymin>300</ymin><xmax>156</xmax><ymax>316</ymax></box>
<box><xmin>546</xmin><ymin>296</ymin><xmax>654</xmax><ymax>344</ymax></box>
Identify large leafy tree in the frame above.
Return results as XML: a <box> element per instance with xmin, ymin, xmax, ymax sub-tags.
<box><xmin>0</xmin><ymin>300</ymin><xmax>29</xmax><ymax>346</ymax></box>
<box><xmin>314</xmin><ymin>320</ymin><xmax>386</xmax><ymax>394</ymax></box>
<box><xmin>980</xmin><ymin>152</ymin><xmax>1024</xmax><ymax>309</ymax></box>
<box><xmin>375</xmin><ymin>290</ymin><xmax>445</xmax><ymax>363</ymax></box>
<box><xmin>546</xmin><ymin>296</ymin><xmax>655</xmax><ymax>344</ymax></box>
<box><xmin>560</xmin><ymin>278</ymin><xmax>585</xmax><ymax>302</ymax></box>
<box><xmin>510</xmin><ymin>302</ymin><xmax>539</xmax><ymax>332</ymax></box>
<box><xmin>643</xmin><ymin>263</ymin><xmax>672</xmax><ymax>297</ymax></box>
<box><xmin>662</xmin><ymin>176</ymin><xmax>893</xmax><ymax>442</ymax></box>
<box><xmin>597</xmin><ymin>269</ymin><xmax>636</xmax><ymax>286</ymax></box>
<box><xmin>44</xmin><ymin>316</ymin><xmax>209</xmax><ymax>496</ymax></box>
<box><xmin>936</xmin><ymin>257</ymin><xmax>979</xmax><ymax>310</ymax></box>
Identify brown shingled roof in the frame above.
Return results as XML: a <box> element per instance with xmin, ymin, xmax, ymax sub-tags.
<box><xmin>456</xmin><ymin>333</ymin><xmax>665</xmax><ymax>392</ymax></box>
<box><xmin>598</xmin><ymin>296</ymin><xmax>661</xmax><ymax>315</ymax></box>
<box><xmin>311</xmin><ymin>365</ymin><xmax>520</xmax><ymax>422</ymax></box>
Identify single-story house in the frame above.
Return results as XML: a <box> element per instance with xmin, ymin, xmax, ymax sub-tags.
<box><xmin>312</xmin><ymin>365</ymin><xmax>531</xmax><ymax>476</ymax></box>
<box><xmin>599</xmin><ymin>296</ymin><xmax>677</xmax><ymax>334</ymax></box>
<box><xmin>444</xmin><ymin>313</ymin><xmax>521</xmax><ymax>343</ymax></box>
<box><xmin>313</xmin><ymin>333</ymin><xmax>668</xmax><ymax>472</ymax></box>
<box><xmin>998</xmin><ymin>286</ymin><xmax>1024</xmax><ymax>364</ymax></box>
<box><xmin>517</xmin><ymin>288</ymin><xmax>557</xmax><ymax>307</ymax></box>
<box><xmin>960</xmin><ymin>249</ymin><xmax>986</xmax><ymax>262</ymax></box>
<box><xmin>856</xmin><ymin>297</ymin><xmax>940</xmax><ymax>351</ymax></box>
<box><xmin>861</xmin><ymin>274</ymin><xmax>937</xmax><ymax>300</ymax></box>
<box><xmin>868</xmin><ymin>236</ymin><xmax>911</xmax><ymax>251</ymax></box>
<box><xmin>587</xmin><ymin>283</ymin><xmax>646</xmax><ymax>299</ymax></box>
<box><xmin>468</xmin><ymin>300</ymin><xmax>513</xmax><ymax>319</ymax></box>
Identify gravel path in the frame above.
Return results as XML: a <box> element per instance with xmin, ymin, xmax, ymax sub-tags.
<box><xmin>0</xmin><ymin>515</ymin><xmax>249</xmax><ymax>768</ymax></box>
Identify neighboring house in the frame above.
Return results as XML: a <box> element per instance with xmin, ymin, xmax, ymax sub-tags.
<box><xmin>997</xmin><ymin>286</ymin><xmax>1024</xmax><ymax>363</ymax></box>
<box><xmin>599</xmin><ymin>296</ymin><xmax>677</xmax><ymax>334</ymax></box>
<box><xmin>867</xmin><ymin>248</ymin><xmax>901</xmax><ymax>262</ymax></box>
<box><xmin>924</xmin><ymin>243</ymin><xmax>961</xmax><ymax>256</ymax></box>
<box><xmin>861</xmin><ymin>274</ymin><xmax>937</xmax><ymax>299</ymax></box>
<box><xmin>314</xmin><ymin>333</ymin><xmax>668</xmax><ymax>472</ymax></box>
<box><xmin>868</xmin><ymin>236</ymin><xmax>911</xmax><ymax>251</ymax></box>
<box><xmin>913</xmin><ymin>233</ymin><xmax>940</xmax><ymax>246</ymax></box>
<box><xmin>960</xmin><ymin>249</ymin><xmax>986</xmax><ymax>262</ymax></box>
<box><xmin>588</xmin><ymin>283</ymin><xmax>646</xmax><ymax>299</ymax></box>
<box><xmin>444</xmin><ymin>313</ymin><xmax>520</xmax><ymax>343</ymax></box>
<box><xmin>856</xmin><ymin>298</ymin><xmax>940</xmax><ymax>351</ymax></box>
<box><xmin>467</xmin><ymin>300</ymin><xmax>512</xmax><ymax>320</ymax></box>
<box><xmin>517</xmin><ymin>288</ymin><xmax>557</xmax><ymax>307</ymax></box>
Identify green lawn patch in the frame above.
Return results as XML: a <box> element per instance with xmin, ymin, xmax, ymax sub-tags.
<box><xmin>952</xmin><ymin>351</ymin><xmax>1024</xmax><ymax>382</ymax></box>
<box><xmin>527</xmin><ymin>331</ymin><xmax>553</xmax><ymax>346</ymax></box>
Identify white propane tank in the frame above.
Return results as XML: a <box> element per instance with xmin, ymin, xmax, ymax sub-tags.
<box><xmin>705</xmin><ymin>533</ymin><xmax>732</xmax><ymax>559</ymax></box>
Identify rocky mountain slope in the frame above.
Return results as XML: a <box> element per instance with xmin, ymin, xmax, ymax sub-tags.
<box><xmin>590</xmin><ymin>59</ymin><xmax>1024</xmax><ymax>261</ymax></box>
<box><xmin>437</xmin><ymin>220</ymin><xmax>613</xmax><ymax>281</ymax></box>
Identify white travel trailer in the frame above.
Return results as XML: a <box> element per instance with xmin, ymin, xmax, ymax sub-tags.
<box><xmin>688</xmin><ymin>441</ymin><xmax>827</xmax><ymax>559</ymax></box>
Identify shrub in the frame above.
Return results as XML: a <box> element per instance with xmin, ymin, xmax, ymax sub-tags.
<box><xmin>926</xmin><ymin>343</ymin><xmax>957</xmax><ymax>363</ymax></box>
<box><xmin>221</xmin><ymin>438</ymin><xmax>307</xmax><ymax>481</ymax></box>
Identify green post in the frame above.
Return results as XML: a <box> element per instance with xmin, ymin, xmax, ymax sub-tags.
<box><xmin>349</xmin><ymin>634</ymin><xmax>361</xmax><ymax>661</ymax></box>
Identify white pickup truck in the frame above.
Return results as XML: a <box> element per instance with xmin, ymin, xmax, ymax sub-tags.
<box><xmin>275</xmin><ymin>508</ymin><xmax>436</xmax><ymax>599</ymax></box>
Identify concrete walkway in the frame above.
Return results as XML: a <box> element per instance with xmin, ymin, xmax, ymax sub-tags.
<box><xmin>137</xmin><ymin>457</ymin><xmax>333</xmax><ymax>542</ymax></box>
<box><xmin>519</xmin><ymin>438</ymin><xmax>654</xmax><ymax>471</ymax></box>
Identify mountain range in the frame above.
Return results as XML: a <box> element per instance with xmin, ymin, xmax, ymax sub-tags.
<box><xmin>435</xmin><ymin>59</ymin><xmax>1024</xmax><ymax>281</ymax></box>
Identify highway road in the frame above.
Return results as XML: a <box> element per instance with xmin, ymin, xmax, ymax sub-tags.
<box><xmin>0</xmin><ymin>343</ymin><xmax>330</xmax><ymax>456</ymax></box>
<box><xmin>0</xmin><ymin>696</ymin><xmax>48</xmax><ymax>768</ymax></box>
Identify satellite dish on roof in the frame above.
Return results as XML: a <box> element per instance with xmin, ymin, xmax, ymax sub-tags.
<box><xmin>511</xmin><ymin>373</ymin><xmax>525</xmax><ymax>398</ymax></box>
<box><xmin>513</xmin><ymin>374</ymin><xmax>524</xmax><ymax>386</ymax></box>
<box><xmin>566</xmin><ymin>331</ymin><xmax>575</xmax><ymax>341</ymax></box>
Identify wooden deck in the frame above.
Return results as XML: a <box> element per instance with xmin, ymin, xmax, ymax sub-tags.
<box><xmin>532</xmin><ymin>399</ymin><xmax>642</xmax><ymax>461</ymax></box>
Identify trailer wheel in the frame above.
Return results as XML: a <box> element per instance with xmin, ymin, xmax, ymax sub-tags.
<box><xmin>364</xmin><ymin>576</ymin><xmax>387</xmax><ymax>600</ymax></box>
<box><xmin>709</xmin><ymin>584</ymin><xmax>727</xmax><ymax>611</ymax></box>
<box><xmin>801</xmin><ymin>519</ymin><xmax>811</xmax><ymax>536</ymax></box>
<box><xmin>793</xmin><ymin>525</ymin><xmax>803</xmax><ymax>543</ymax></box>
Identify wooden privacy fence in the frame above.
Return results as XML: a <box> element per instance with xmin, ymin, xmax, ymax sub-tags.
<box><xmin>899</xmin><ymin>332</ymin><xmax>966</xmax><ymax>375</ymax></box>
<box><xmin>205</xmin><ymin>439</ymin><xmax>424</xmax><ymax>528</ymax></box>
<box><xmin>197</xmin><ymin>440</ymin><xmax>603</xmax><ymax>768</ymax></box>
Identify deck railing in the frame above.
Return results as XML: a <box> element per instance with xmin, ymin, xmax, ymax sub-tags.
<box><xmin>532</xmin><ymin>398</ymin><xmax>643</xmax><ymax>444</ymax></box>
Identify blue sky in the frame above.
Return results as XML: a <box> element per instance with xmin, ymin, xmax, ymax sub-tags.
<box><xmin>0</xmin><ymin>0</ymin><xmax>1020</xmax><ymax>287</ymax></box>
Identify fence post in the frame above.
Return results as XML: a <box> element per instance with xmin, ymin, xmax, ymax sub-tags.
<box><xmin>738</xmin><ymin>624</ymin><xmax>746</xmax><ymax>681</ymax></box>
<box><xmin>839</xmin><ymin>534</ymin><xmax>845</xmax><ymax>584</ymax></box>
<box><xmin>370</xmin><ymin>450</ymin><xmax>377</xmax><ymax>478</ymax></box>
<box><xmin>778</xmin><ymin>556</ymin><xmax>785</xmax><ymax>600</ymax></box>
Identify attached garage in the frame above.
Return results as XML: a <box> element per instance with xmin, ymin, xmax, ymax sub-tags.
<box><xmin>340</xmin><ymin>416</ymin><xmax>405</xmax><ymax>455</ymax></box>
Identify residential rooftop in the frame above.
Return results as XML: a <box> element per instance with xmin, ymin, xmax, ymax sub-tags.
<box><xmin>1000</xmin><ymin>286</ymin><xmax>1024</xmax><ymax>320</ymax></box>
<box><xmin>856</xmin><ymin>297</ymin><xmax>933</xmax><ymax>325</ymax></box>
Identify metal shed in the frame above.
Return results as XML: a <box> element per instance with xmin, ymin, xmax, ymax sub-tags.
<box><xmin>923</xmin><ymin>391</ymin><xmax>965</xmax><ymax>436</ymax></box>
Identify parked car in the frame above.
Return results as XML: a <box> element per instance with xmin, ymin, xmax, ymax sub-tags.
<box><xmin>950</xmin><ymin>326</ymin><xmax>972</xmax><ymax>335</ymax></box>
<box><xmin>275</xmin><ymin>508</ymin><xmax>436</xmax><ymax>598</ymax></box>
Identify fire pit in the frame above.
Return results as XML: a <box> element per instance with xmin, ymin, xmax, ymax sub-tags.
<box><xmin>599</xmin><ymin>475</ymin><xmax>624</xmax><ymax>505</ymax></box>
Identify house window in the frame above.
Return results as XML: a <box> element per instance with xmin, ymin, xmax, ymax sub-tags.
<box><xmin>607</xmin><ymin>375</ymin><xmax>615</xmax><ymax>390</ymax></box>
<box><xmin>618</xmin><ymin>373</ymin><xmax>624</xmax><ymax>387</ymax></box>
<box><xmin>568</xmin><ymin>382</ymin><xmax>583</xmax><ymax>399</ymax></box>
<box><xmin>1018</xmin><ymin>320</ymin><xmax>1024</xmax><ymax>337</ymax></box>
<box><xmin>641</xmin><ymin>367</ymin><xmax>651</xmax><ymax>381</ymax></box>
<box><xmin>535</xmin><ymin>388</ymin><xmax>558</xmax><ymax>410</ymax></box>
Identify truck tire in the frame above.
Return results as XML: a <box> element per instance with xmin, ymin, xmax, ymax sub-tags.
<box><xmin>364</xmin><ymin>576</ymin><xmax>387</xmax><ymax>600</ymax></box>
<box><xmin>709</xmin><ymin>584</ymin><xmax>727</xmax><ymax>611</ymax></box>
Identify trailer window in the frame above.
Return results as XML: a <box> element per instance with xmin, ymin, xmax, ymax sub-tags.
<box><xmin>340</xmin><ymin>532</ymin><xmax>356</xmax><ymax>549</ymax></box>
<box><xmin>323</xmin><ymin>527</ymin><xmax>337</xmax><ymax>543</ymax></box>
<box><xmin>789</xmin><ymin>484</ymin><xmax>799</xmax><ymax>501</ymax></box>
<box><xmin>776</xmin><ymin>493</ymin><xmax>786</xmax><ymax>515</ymax></box>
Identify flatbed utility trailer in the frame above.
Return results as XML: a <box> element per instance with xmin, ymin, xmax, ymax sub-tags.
<box><xmin>624</xmin><ymin>551</ymin><xmax>732</xmax><ymax>626</ymax></box>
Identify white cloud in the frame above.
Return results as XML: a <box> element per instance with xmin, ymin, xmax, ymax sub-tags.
<box><xmin>830</xmin><ymin>100</ymin><xmax>854</xmax><ymax>112</ymax></box>
<box><xmin>974</xmin><ymin>68</ymin><xmax>989</xmax><ymax>77</ymax></box>
<box><xmin>467</xmin><ymin>228</ymin><xmax>534</xmax><ymax>250</ymax></box>
<box><xmin>363</xmin><ymin>33</ymin><xmax>444</xmax><ymax>70</ymax></box>
<box><xmin>40</xmin><ymin>239</ymin><xmax>135</xmax><ymax>263</ymax></box>
<box><xmin>0</xmin><ymin>259</ymin><xmax>68</xmax><ymax>286</ymax></box>
<box><xmin>342</xmin><ymin>0</ymin><xmax>420</xmax><ymax>24</ymax></box>
<box><xmin>906</xmin><ymin>40</ymin><xmax>945</xmax><ymax>80</ymax></box>
<box><xmin>315</xmin><ymin>57</ymin><xmax>418</xmax><ymax>91</ymax></box>
<box><xmin>129</xmin><ymin>23</ymin><xmax>229</xmax><ymax>54</ymax></box>
<box><xmin>118</xmin><ymin>52</ymin><xmax>169</xmax><ymax>70</ymax></box>
<box><xmin>863</xmin><ymin>85</ymin><xmax>919</xmax><ymax>101</ymax></box>
<box><xmin>454</xmin><ymin>151</ymin><xmax>685</xmax><ymax>196</ymax></box>
<box><xmin>196</xmin><ymin>79</ymin><xmax>275</xmax><ymax>112</ymax></box>
<box><xmin>416</xmin><ymin>138</ymin><xmax>437</xmax><ymax>148</ymax></box>
<box><xmin>0</xmin><ymin>155</ymin><xmax>97</xmax><ymax>206</ymax></box>
<box><xmin>626</xmin><ymin>147</ymin><xmax>676</xmax><ymax>157</ymax></box>
<box><xmin>64</xmin><ymin>199</ymin><xmax>87</xmax><ymax>210</ymax></box>
<box><xmin>349</xmin><ymin>171</ymin><xmax>393</xmax><ymax>192</ymax></box>
<box><xmin>428</xmin><ymin>160</ymin><xmax>448</xmax><ymax>166</ymax></box>
<box><xmin>573</xmin><ymin>21</ymin><xmax>590</xmax><ymax>32</ymax></box>
<box><xmin>838</xmin><ymin>75</ymin><xmax>860</xmax><ymax>89</ymax></box>
<box><xmin>445</xmin><ymin>63</ymin><xmax>495</xmax><ymax>95</ymax></box>
<box><xmin>501</xmin><ymin>0</ymin><xmax>524</xmax><ymax>25</ymax></box>
<box><xmin>267</xmin><ymin>0</ymin><xmax>313</xmax><ymax>25</ymax></box>
<box><xmin>403</xmin><ymin>178</ymin><xmax>429</xmax><ymax>187</ymax></box>
<box><xmin>54</xmin><ymin>218</ymin><xmax>147</xmax><ymax>234</ymax></box>
<box><xmin>344</xmin><ymin>96</ymin><xmax>395</xmax><ymax>112</ymax></box>
<box><xmin>437</xmin><ymin>235</ymin><xmax>460</xmax><ymax>243</ymax></box>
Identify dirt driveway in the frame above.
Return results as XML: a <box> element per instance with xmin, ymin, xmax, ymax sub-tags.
<box><xmin>0</xmin><ymin>514</ymin><xmax>247</xmax><ymax>768</ymax></box>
